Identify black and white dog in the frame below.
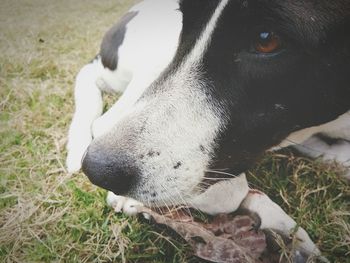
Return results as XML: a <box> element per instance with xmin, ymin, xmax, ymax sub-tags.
<box><xmin>67</xmin><ymin>0</ymin><xmax>350</xmax><ymax>258</ymax></box>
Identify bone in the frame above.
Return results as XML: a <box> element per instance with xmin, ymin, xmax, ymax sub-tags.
<box><xmin>106</xmin><ymin>175</ymin><xmax>326</xmax><ymax>261</ymax></box>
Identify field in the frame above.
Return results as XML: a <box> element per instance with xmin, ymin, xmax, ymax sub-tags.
<box><xmin>0</xmin><ymin>0</ymin><xmax>349</xmax><ymax>262</ymax></box>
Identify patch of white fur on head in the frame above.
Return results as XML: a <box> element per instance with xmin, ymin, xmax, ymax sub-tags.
<box><xmin>123</xmin><ymin>68</ymin><xmax>226</xmax><ymax>207</ymax></box>
<box><xmin>185</xmin><ymin>0</ymin><xmax>230</xmax><ymax>65</ymax></box>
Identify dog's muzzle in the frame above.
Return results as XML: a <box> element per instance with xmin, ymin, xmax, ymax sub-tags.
<box><xmin>82</xmin><ymin>143</ymin><xmax>139</xmax><ymax>195</ymax></box>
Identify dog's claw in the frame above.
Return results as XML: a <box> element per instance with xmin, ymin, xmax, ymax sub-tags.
<box><xmin>106</xmin><ymin>191</ymin><xmax>143</xmax><ymax>216</ymax></box>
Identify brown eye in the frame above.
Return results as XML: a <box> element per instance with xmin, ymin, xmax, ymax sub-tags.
<box><xmin>255</xmin><ymin>31</ymin><xmax>281</xmax><ymax>53</ymax></box>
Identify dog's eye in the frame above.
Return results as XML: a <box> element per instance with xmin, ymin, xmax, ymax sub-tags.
<box><xmin>253</xmin><ymin>31</ymin><xmax>282</xmax><ymax>54</ymax></box>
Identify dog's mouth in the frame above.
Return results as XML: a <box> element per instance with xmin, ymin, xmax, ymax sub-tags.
<box><xmin>124</xmin><ymin>170</ymin><xmax>241</xmax><ymax>208</ymax></box>
<box><xmin>196</xmin><ymin>170</ymin><xmax>240</xmax><ymax>193</ymax></box>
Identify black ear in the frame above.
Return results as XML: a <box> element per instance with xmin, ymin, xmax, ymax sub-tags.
<box><xmin>100</xmin><ymin>11</ymin><xmax>138</xmax><ymax>71</ymax></box>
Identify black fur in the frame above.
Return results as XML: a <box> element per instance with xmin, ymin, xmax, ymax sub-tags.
<box><xmin>167</xmin><ymin>0</ymin><xmax>350</xmax><ymax>174</ymax></box>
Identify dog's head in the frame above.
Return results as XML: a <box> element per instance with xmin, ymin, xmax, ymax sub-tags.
<box><xmin>82</xmin><ymin>0</ymin><xmax>350</xmax><ymax>207</ymax></box>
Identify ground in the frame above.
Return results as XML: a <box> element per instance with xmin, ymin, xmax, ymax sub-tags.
<box><xmin>0</xmin><ymin>0</ymin><xmax>349</xmax><ymax>262</ymax></box>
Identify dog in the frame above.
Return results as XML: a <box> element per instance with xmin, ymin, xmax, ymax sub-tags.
<box><xmin>67</xmin><ymin>0</ymin><xmax>350</xmax><ymax>259</ymax></box>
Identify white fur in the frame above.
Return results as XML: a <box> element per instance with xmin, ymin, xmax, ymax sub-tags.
<box><xmin>96</xmin><ymin>70</ymin><xmax>225</xmax><ymax>207</ymax></box>
<box><xmin>189</xmin><ymin>173</ymin><xmax>249</xmax><ymax>215</ymax></box>
<box><xmin>184</xmin><ymin>0</ymin><xmax>230</xmax><ymax>65</ymax></box>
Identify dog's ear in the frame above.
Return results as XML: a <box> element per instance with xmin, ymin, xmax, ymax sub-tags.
<box><xmin>100</xmin><ymin>11</ymin><xmax>138</xmax><ymax>71</ymax></box>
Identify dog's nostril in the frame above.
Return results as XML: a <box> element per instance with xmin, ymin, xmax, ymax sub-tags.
<box><xmin>81</xmin><ymin>146</ymin><xmax>139</xmax><ymax>195</ymax></box>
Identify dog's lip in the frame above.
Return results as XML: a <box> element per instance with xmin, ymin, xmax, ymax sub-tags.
<box><xmin>197</xmin><ymin>171</ymin><xmax>239</xmax><ymax>192</ymax></box>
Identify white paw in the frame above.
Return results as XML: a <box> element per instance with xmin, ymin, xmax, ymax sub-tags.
<box><xmin>106</xmin><ymin>191</ymin><xmax>143</xmax><ymax>216</ymax></box>
<box><xmin>66</xmin><ymin>130</ymin><xmax>92</xmax><ymax>173</ymax></box>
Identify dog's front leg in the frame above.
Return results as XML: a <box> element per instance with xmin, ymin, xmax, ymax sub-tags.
<box><xmin>91</xmin><ymin>73</ymin><xmax>157</xmax><ymax>138</ymax></box>
<box><xmin>241</xmin><ymin>190</ymin><xmax>321</xmax><ymax>260</ymax></box>
<box><xmin>66</xmin><ymin>62</ymin><xmax>104</xmax><ymax>173</ymax></box>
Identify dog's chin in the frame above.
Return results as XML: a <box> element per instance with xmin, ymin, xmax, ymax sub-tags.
<box><xmin>124</xmin><ymin>176</ymin><xmax>238</xmax><ymax>210</ymax></box>
<box><xmin>132</xmin><ymin>193</ymin><xmax>187</xmax><ymax>208</ymax></box>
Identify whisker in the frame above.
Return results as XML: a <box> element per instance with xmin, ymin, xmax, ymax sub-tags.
<box><xmin>145</xmin><ymin>198</ymin><xmax>151</xmax><ymax>210</ymax></box>
<box><xmin>201</xmin><ymin>177</ymin><xmax>233</xmax><ymax>181</ymax></box>
<box><xmin>169</xmin><ymin>188</ymin><xmax>188</xmax><ymax>220</ymax></box>
<box><xmin>173</xmin><ymin>186</ymin><xmax>194</xmax><ymax>221</ymax></box>
<box><xmin>160</xmin><ymin>195</ymin><xmax>172</xmax><ymax>216</ymax></box>
<box><xmin>205</xmin><ymin>169</ymin><xmax>237</xmax><ymax>177</ymax></box>
<box><xmin>159</xmin><ymin>183</ymin><xmax>180</xmax><ymax>218</ymax></box>
<box><xmin>186</xmin><ymin>198</ymin><xmax>205</xmax><ymax>219</ymax></box>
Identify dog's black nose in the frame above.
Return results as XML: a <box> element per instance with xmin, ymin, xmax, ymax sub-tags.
<box><xmin>81</xmin><ymin>145</ymin><xmax>139</xmax><ymax>195</ymax></box>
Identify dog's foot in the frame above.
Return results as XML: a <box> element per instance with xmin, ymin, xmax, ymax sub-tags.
<box><xmin>66</xmin><ymin>130</ymin><xmax>92</xmax><ymax>173</ymax></box>
<box><xmin>241</xmin><ymin>190</ymin><xmax>321</xmax><ymax>258</ymax></box>
<box><xmin>106</xmin><ymin>191</ymin><xmax>143</xmax><ymax>216</ymax></box>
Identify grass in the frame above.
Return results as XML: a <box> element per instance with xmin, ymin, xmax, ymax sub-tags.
<box><xmin>0</xmin><ymin>0</ymin><xmax>349</xmax><ymax>262</ymax></box>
